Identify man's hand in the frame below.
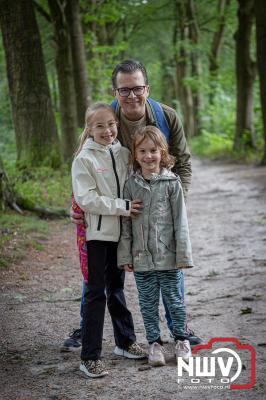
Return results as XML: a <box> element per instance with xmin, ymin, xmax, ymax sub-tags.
<box><xmin>130</xmin><ymin>199</ymin><xmax>143</xmax><ymax>216</ymax></box>
<box><xmin>123</xmin><ymin>264</ymin><xmax>134</xmax><ymax>272</ymax></box>
<box><xmin>70</xmin><ymin>208</ymin><xmax>85</xmax><ymax>225</ymax></box>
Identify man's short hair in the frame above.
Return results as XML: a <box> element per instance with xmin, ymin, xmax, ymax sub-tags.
<box><xmin>112</xmin><ymin>59</ymin><xmax>149</xmax><ymax>88</ymax></box>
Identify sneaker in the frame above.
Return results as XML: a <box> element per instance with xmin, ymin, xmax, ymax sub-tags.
<box><xmin>61</xmin><ymin>328</ymin><xmax>82</xmax><ymax>351</ymax></box>
<box><xmin>80</xmin><ymin>359</ymin><xmax>108</xmax><ymax>378</ymax></box>
<box><xmin>175</xmin><ymin>339</ymin><xmax>192</xmax><ymax>361</ymax></box>
<box><xmin>186</xmin><ymin>328</ymin><xmax>203</xmax><ymax>346</ymax></box>
<box><xmin>114</xmin><ymin>342</ymin><xmax>147</xmax><ymax>359</ymax></box>
<box><xmin>148</xmin><ymin>342</ymin><xmax>166</xmax><ymax>367</ymax></box>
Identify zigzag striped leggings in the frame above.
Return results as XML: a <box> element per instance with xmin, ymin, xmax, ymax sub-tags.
<box><xmin>134</xmin><ymin>269</ymin><xmax>187</xmax><ymax>343</ymax></box>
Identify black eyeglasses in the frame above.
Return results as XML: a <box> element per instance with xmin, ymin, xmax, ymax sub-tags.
<box><xmin>116</xmin><ymin>86</ymin><xmax>146</xmax><ymax>97</ymax></box>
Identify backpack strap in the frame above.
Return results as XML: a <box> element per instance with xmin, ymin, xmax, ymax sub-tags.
<box><xmin>110</xmin><ymin>99</ymin><xmax>119</xmax><ymax>114</ymax></box>
<box><xmin>147</xmin><ymin>98</ymin><xmax>170</xmax><ymax>142</ymax></box>
<box><xmin>110</xmin><ymin>97</ymin><xmax>170</xmax><ymax>142</ymax></box>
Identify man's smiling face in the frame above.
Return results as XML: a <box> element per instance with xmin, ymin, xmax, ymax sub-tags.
<box><xmin>113</xmin><ymin>70</ymin><xmax>149</xmax><ymax>121</ymax></box>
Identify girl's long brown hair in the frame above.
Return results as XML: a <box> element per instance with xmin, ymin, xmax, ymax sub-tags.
<box><xmin>132</xmin><ymin>125</ymin><xmax>176</xmax><ymax>171</ymax></box>
<box><xmin>74</xmin><ymin>102</ymin><xmax>117</xmax><ymax>157</ymax></box>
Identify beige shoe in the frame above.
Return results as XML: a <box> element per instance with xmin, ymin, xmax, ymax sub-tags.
<box><xmin>80</xmin><ymin>360</ymin><xmax>108</xmax><ymax>378</ymax></box>
<box><xmin>114</xmin><ymin>342</ymin><xmax>147</xmax><ymax>359</ymax></box>
<box><xmin>175</xmin><ymin>339</ymin><xmax>192</xmax><ymax>361</ymax></box>
<box><xmin>148</xmin><ymin>342</ymin><xmax>166</xmax><ymax>367</ymax></box>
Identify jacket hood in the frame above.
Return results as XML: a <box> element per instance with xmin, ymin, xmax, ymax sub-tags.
<box><xmin>82</xmin><ymin>138</ymin><xmax>121</xmax><ymax>152</ymax></box>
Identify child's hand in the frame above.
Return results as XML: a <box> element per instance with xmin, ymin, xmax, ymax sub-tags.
<box><xmin>130</xmin><ymin>199</ymin><xmax>143</xmax><ymax>216</ymax></box>
<box><xmin>123</xmin><ymin>264</ymin><xmax>134</xmax><ymax>272</ymax></box>
<box><xmin>70</xmin><ymin>209</ymin><xmax>85</xmax><ymax>225</ymax></box>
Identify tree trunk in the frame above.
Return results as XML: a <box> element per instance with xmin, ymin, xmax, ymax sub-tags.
<box><xmin>209</xmin><ymin>0</ymin><xmax>231</xmax><ymax>104</ymax></box>
<box><xmin>173</xmin><ymin>1</ymin><xmax>195</xmax><ymax>138</ymax></box>
<box><xmin>66</xmin><ymin>0</ymin><xmax>90</xmax><ymax>127</ymax></box>
<box><xmin>0</xmin><ymin>154</ymin><xmax>22</xmax><ymax>213</ymax></box>
<box><xmin>234</xmin><ymin>0</ymin><xmax>256</xmax><ymax>151</ymax></box>
<box><xmin>186</xmin><ymin>0</ymin><xmax>203</xmax><ymax>136</ymax></box>
<box><xmin>0</xmin><ymin>0</ymin><xmax>61</xmax><ymax>168</ymax></box>
<box><xmin>48</xmin><ymin>0</ymin><xmax>78</xmax><ymax>163</ymax></box>
<box><xmin>254</xmin><ymin>0</ymin><xmax>266</xmax><ymax>164</ymax></box>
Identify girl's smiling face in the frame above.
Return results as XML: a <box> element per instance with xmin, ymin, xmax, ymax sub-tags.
<box><xmin>135</xmin><ymin>138</ymin><xmax>161</xmax><ymax>176</ymax></box>
<box><xmin>89</xmin><ymin>109</ymin><xmax>118</xmax><ymax>146</ymax></box>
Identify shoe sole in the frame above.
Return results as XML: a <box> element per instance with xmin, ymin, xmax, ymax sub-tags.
<box><xmin>114</xmin><ymin>346</ymin><xmax>147</xmax><ymax>359</ymax></box>
<box><xmin>60</xmin><ymin>345</ymin><xmax>81</xmax><ymax>352</ymax></box>
<box><xmin>80</xmin><ymin>363</ymin><xmax>108</xmax><ymax>378</ymax></box>
<box><xmin>148</xmin><ymin>359</ymin><xmax>166</xmax><ymax>367</ymax></box>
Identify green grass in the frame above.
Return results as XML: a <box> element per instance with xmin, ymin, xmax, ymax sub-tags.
<box><xmin>6</xmin><ymin>165</ymin><xmax>72</xmax><ymax>209</ymax></box>
<box><xmin>189</xmin><ymin>130</ymin><xmax>264</xmax><ymax>164</ymax></box>
<box><xmin>1</xmin><ymin>158</ymin><xmax>72</xmax><ymax>269</ymax></box>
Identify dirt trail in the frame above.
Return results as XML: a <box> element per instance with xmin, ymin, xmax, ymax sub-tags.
<box><xmin>0</xmin><ymin>158</ymin><xmax>266</xmax><ymax>400</ymax></box>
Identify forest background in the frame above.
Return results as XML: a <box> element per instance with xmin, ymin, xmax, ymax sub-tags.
<box><xmin>0</xmin><ymin>0</ymin><xmax>265</xmax><ymax>267</ymax></box>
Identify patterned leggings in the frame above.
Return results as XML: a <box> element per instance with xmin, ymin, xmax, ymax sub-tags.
<box><xmin>134</xmin><ymin>269</ymin><xmax>187</xmax><ymax>343</ymax></box>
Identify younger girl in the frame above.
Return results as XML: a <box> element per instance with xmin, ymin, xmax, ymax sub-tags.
<box><xmin>72</xmin><ymin>102</ymin><xmax>146</xmax><ymax>378</ymax></box>
<box><xmin>118</xmin><ymin>126</ymin><xmax>194</xmax><ymax>366</ymax></box>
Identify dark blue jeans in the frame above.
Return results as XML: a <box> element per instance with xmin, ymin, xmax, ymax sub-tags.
<box><xmin>80</xmin><ymin>270</ymin><xmax>185</xmax><ymax>333</ymax></box>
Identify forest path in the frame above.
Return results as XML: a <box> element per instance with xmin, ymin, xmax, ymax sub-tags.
<box><xmin>0</xmin><ymin>158</ymin><xmax>266</xmax><ymax>400</ymax></box>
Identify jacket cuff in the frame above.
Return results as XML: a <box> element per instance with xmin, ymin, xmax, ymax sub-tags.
<box><xmin>122</xmin><ymin>199</ymin><xmax>131</xmax><ymax>216</ymax></box>
<box><xmin>117</xmin><ymin>257</ymin><xmax>133</xmax><ymax>266</ymax></box>
<box><xmin>176</xmin><ymin>263</ymin><xmax>194</xmax><ymax>269</ymax></box>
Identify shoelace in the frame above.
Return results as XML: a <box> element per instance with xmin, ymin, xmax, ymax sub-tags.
<box><xmin>178</xmin><ymin>341</ymin><xmax>190</xmax><ymax>351</ymax></box>
<box><xmin>69</xmin><ymin>328</ymin><xmax>81</xmax><ymax>338</ymax></box>
<box><xmin>150</xmin><ymin>343</ymin><xmax>167</xmax><ymax>354</ymax></box>
<box><xmin>186</xmin><ymin>327</ymin><xmax>195</xmax><ymax>336</ymax></box>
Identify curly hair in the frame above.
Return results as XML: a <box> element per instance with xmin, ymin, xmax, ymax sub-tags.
<box><xmin>132</xmin><ymin>125</ymin><xmax>175</xmax><ymax>171</ymax></box>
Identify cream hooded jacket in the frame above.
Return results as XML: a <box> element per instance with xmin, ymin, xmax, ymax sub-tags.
<box><xmin>72</xmin><ymin>138</ymin><xmax>131</xmax><ymax>242</ymax></box>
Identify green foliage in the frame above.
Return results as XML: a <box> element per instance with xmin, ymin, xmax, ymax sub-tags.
<box><xmin>190</xmin><ymin>130</ymin><xmax>263</xmax><ymax>163</ymax></box>
<box><xmin>7</xmin><ymin>165</ymin><xmax>72</xmax><ymax>209</ymax></box>
<box><xmin>190</xmin><ymin>130</ymin><xmax>233</xmax><ymax>159</ymax></box>
<box><xmin>0</xmin><ymin>163</ymin><xmax>71</xmax><ymax>269</ymax></box>
<box><xmin>0</xmin><ymin>0</ymin><xmax>264</xmax><ymax>169</ymax></box>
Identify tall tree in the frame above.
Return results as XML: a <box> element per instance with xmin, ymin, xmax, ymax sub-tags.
<box><xmin>173</xmin><ymin>0</ymin><xmax>195</xmax><ymax>137</ymax></box>
<box><xmin>209</xmin><ymin>0</ymin><xmax>231</xmax><ymax>104</ymax></box>
<box><xmin>233</xmin><ymin>0</ymin><xmax>256</xmax><ymax>151</ymax></box>
<box><xmin>0</xmin><ymin>0</ymin><xmax>61</xmax><ymax>167</ymax></box>
<box><xmin>186</xmin><ymin>0</ymin><xmax>203</xmax><ymax>135</ymax></box>
<box><xmin>66</xmin><ymin>0</ymin><xmax>90</xmax><ymax>127</ymax></box>
<box><xmin>48</xmin><ymin>0</ymin><xmax>78</xmax><ymax>162</ymax></box>
<box><xmin>254</xmin><ymin>0</ymin><xmax>266</xmax><ymax>164</ymax></box>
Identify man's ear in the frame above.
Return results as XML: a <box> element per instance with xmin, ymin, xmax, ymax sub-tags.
<box><xmin>146</xmin><ymin>85</ymin><xmax>150</xmax><ymax>96</ymax></box>
<box><xmin>112</xmin><ymin>88</ymin><xmax>116</xmax><ymax>97</ymax></box>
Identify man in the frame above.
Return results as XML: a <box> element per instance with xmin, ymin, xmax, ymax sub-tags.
<box><xmin>64</xmin><ymin>59</ymin><xmax>202</xmax><ymax>351</ymax></box>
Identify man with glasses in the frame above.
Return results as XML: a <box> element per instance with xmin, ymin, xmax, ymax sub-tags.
<box><xmin>63</xmin><ymin>59</ymin><xmax>202</xmax><ymax>351</ymax></box>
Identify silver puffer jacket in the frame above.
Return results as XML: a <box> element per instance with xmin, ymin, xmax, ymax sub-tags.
<box><xmin>117</xmin><ymin>169</ymin><xmax>194</xmax><ymax>272</ymax></box>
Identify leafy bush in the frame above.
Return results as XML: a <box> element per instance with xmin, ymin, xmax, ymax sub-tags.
<box><xmin>6</xmin><ymin>165</ymin><xmax>72</xmax><ymax>209</ymax></box>
<box><xmin>190</xmin><ymin>130</ymin><xmax>263</xmax><ymax>163</ymax></box>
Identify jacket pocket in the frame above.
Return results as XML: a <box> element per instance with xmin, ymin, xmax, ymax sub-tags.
<box><xmin>158</xmin><ymin>235</ymin><xmax>176</xmax><ymax>253</ymax></box>
<box><xmin>97</xmin><ymin>215</ymin><xmax>102</xmax><ymax>231</ymax></box>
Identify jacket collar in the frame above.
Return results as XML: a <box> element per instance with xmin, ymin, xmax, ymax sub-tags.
<box><xmin>133</xmin><ymin>168</ymin><xmax>177</xmax><ymax>189</ymax></box>
<box><xmin>83</xmin><ymin>138</ymin><xmax>121</xmax><ymax>152</ymax></box>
